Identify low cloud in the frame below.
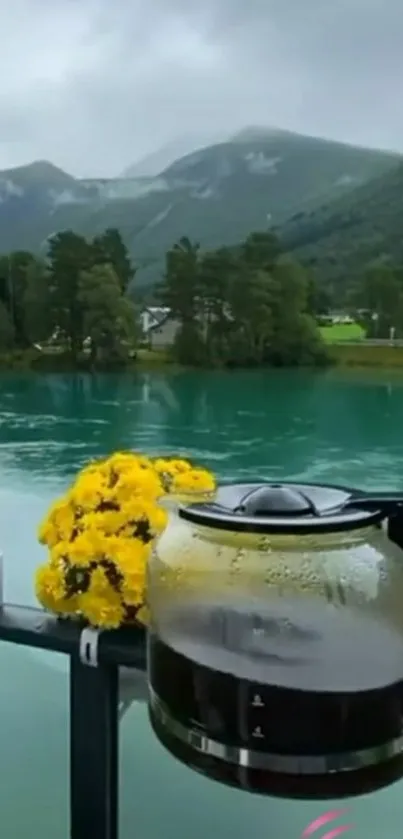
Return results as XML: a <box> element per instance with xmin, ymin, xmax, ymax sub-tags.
<box><xmin>0</xmin><ymin>0</ymin><xmax>401</xmax><ymax>176</ymax></box>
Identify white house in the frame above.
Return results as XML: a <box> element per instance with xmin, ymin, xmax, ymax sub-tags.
<box><xmin>140</xmin><ymin>306</ymin><xmax>180</xmax><ymax>350</ymax></box>
<box><xmin>140</xmin><ymin>307</ymin><xmax>171</xmax><ymax>336</ymax></box>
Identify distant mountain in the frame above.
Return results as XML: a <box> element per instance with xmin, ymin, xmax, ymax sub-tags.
<box><xmin>111</xmin><ymin>131</ymin><xmax>402</xmax><ymax>284</ymax></box>
<box><xmin>282</xmin><ymin>161</ymin><xmax>403</xmax><ymax>293</ymax></box>
<box><xmin>120</xmin><ymin>132</ymin><xmax>224</xmax><ymax>178</ymax></box>
<box><xmin>0</xmin><ymin>128</ymin><xmax>399</xmax><ymax>286</ymax></box>
<box><xmin>230</xmin><ymin>126</ymin><xmax>296</xmax><ymax>143</ymax></box>
<box><xmin>0</xmin><ymin>160</ymin><xmax>75</xmax><ymax>190</ymax></box>
<box><xmin>122</xmin><ymin>127</ymin><xmax>290</xmax><ymax>177</ymax></box>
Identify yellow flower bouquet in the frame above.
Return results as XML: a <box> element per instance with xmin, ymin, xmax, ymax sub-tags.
<box><xmin>35</xmin><ymin>451</ymin><xmax>216</xmax><ymax>630</ymax></box>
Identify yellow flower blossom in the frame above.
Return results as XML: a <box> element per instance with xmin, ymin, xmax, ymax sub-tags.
<box><xmin>153</xmin><ymin>457</ymin><xmax>216</xmax><ymax>496</ymax></box>
<box><xmin>172</xmin><ymin>468</ymin><xmax>216</xmax><ymax>494</ymax></box>
<box><xmin>35</xmin><ymin>564</ymin><xmax>78</xmax><ymax>614</ymax></box>
<box><xmin>107</xmin><ymin>451</ymin><xmax>152</xmax><ymax>470</ymax></box>
<box><xmin>115</xmin><ymin>469</ymin><xmax>163</xmax><ymax>502</ymax></box>
<box><xmin>77</xmin><ymin>511</ymin><xmax>101</xmax><ymax>531</ymax></box>
<box><xmin>105</xmin><ymin>535</ymin><xmax>150</xmax><ymax>574</ymax></box>
<box><xmin>80</xmin><ymin>509</ymin><xmax>128</xmax><ymax>536</ymax></box>
<box><xmin>50</xmin><ymin>540</ymin><xmax>71</xmax><ymax>564</ymax></box>
<box><xmin>67</xmin><ymin>530</ymin><xmax>103</xmax><ymax>566</ymax></box>
<box><xmin>78</xmin><ymin>573</ymin><xmax>125</xmax><ymax>629</ymax></box>
<box><xmin>35</xmin><ymin>448</ymin><xmax>216</xmax><ymax>630</ymax></box>
<box><xmin>153</xmin><ymin>457</ymin><xmax>192</xmax><ymax>475</ymax></box>
<box><xmin>38</xmin><ymin>518</ymin><xmax>59</xmax><ymax>548</ymax></box>
<box><xmin>119</xmin><ymin>498</ymin><xmax>168</xmax><ymax>534</ymax></box>
<box><xmin>70</xmin><ymin>472</ymin><xmax>108</xmax><ymax>511</ymax></box>
<box><xmin>54</xmin><ymin>504</ymin><xmax>76</xmax><ymax>540</ymax></box>
<box><xmin>88</xmin><ymin>566</ymin><xmax>112</xmax><ymax>594</ymax></box>
<box><xmin>121</xmin><ymin>569</ymin><xmax>145</xmax><ymax>606</ymax></box>
<box><xmin>38</xmin><ymin>495</ymin><xmax>76</xmax><ymax>545</ymax></box>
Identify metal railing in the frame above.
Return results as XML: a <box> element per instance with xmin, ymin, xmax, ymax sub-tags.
<box><xmin>0</xmin><ymin>589</ymin><xmax>146</xmax><ymax>839</ymax></box>
<box><xmin>3</xmin><ymin>513</ymin><xmax>403</xmax><ymax>838</ymax></box>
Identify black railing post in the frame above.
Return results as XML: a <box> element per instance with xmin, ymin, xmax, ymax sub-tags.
<box><xmin>0</xmin><ymin>604</ymin><xmax>146</xmax><ymax>839</ymax></box>
<box><xmin>70</xmin><ymin>628</ymin><xmax>119</xmax><ymax>839</ymax></box>
<box><xmin>388</xmin><ymin>511</ymin><xmax>403</xmax><ymax>551</ymax></box>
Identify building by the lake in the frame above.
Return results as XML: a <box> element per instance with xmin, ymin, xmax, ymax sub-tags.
<box><xmin>139</xmin><ymin>306</ymin><xmax>180</xmax><ymax>350</ymax></box>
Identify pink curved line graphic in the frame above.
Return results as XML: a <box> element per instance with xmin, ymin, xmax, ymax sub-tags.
<box><xmin>301</xmin><ymin>810</ymin><xmax>350</xmax><ymax>838</ymax></box>
<box><xmin>320</xmin><ymin>828</ymin><xmax>353</xmax><ymax>839</ymax></box>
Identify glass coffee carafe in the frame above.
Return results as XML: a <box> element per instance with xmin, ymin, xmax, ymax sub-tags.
<box><xmin>147</xmin><ymin>480</ymin><xmax>403</xmax><ymax>799</ymax></box>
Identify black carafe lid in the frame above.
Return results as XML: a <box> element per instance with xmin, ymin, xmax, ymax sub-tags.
<box><xmin>178</xmin><ymin>480</ymin><xmax>403</xmax><ymax>534</ymax></box>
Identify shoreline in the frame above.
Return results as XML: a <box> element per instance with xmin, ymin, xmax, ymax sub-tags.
<box><xmin>1</xmin><ymin>344</ymin><xmax>403</xmax><ymax>373</ymax></box>
<box><xmin>329</xmin><ymin>343</ymin><xmax>403</xmax><ymax>368</ymax></box>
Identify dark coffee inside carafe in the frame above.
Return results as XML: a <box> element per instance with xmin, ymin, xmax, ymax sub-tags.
<box><xmin>148</xmin><ymin>595</ymin><xmax>403</xmax><ymax>798</ymax></box>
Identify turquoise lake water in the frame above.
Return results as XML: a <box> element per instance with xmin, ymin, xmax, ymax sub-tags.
<box><xmin>1</xmin><ymin>368</ymin><xmax>403</xmax><ymax>838</ymax></box>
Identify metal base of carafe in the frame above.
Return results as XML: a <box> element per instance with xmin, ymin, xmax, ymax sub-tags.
<box><xmin>149</xmin><ymin>687</ymin><xmax>403</xmax><ymax>776</ymax></box>
<box><xmin>149</xmin><ymin>697</ymin><xmax>403</xmax><ymax>801</ymax></box>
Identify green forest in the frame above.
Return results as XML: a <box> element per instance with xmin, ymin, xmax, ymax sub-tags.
<box><xmin>158</xmin><ymin>233</ymin><xmax>329</xmax><ymax>367</ymax></box>
<box><xmin>0</xmin><ymin>220</ymin><xmax>402</xmax><ymax>371</ymax></box>
<box><xmin>283</xmin><ymin>162</ymin><xmax>403</xmax><ymax>305</ymax></box>
<box><xmin>0</xmin><ymin>227</ymin><xmax>329</xmax><ymax>369</ymax></box>
<box><xmin>0</xmin><ymin>229</ymin><xmax>136</xmax><ymax>368</ymax></box>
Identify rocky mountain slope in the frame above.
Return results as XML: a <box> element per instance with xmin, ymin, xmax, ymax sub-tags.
<box><xmin>0</xmin><ymin>129</ymin><xmax>400</xmax><ymax>287</ymax></box>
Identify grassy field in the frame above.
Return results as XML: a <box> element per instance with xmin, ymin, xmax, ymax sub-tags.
<box><xmin>319</xmin><ymin>323</ymin><xmax>365</xmax><ymax>343</ymax></box>
<box><xmin>135</xmin><ymin>348</ymin><xmax>171</xmax><ymax>364</ymax></box>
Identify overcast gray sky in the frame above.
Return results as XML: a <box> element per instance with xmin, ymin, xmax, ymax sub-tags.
<box><xmin>1</xmin><ymin>0</ymin><xmax>402</xmax><ymax>177</ymax></box>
